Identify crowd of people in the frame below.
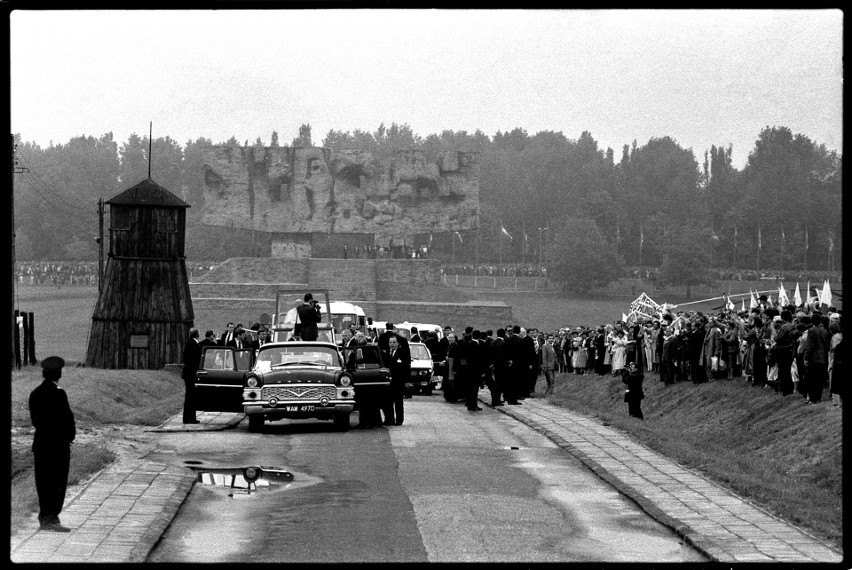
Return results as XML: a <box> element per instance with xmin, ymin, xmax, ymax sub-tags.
<box><xmin>441</xmin><ymin>264</ymin><xmax>546</xmax><ymax>277</ymax></box>
<box><xmin>535</xmin><ymin>296</ymin><xmax>843</xmax><ymax>409</ymax></box>
<box><xmin>14</xmin><ymin>261</ymin><xmax>218</xmax><ymax>286</ymax></box>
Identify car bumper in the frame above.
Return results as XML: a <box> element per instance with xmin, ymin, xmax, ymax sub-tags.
<box><xmin>243</xmin><ymin>401</ymin><xmax>355</xmax><ymax>415</ymax></box>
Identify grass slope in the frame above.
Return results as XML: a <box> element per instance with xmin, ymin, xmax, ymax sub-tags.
<box><xmin>545</xmin><ymin>370</ymin><xmax>842</xmax><ymax>548</ymax></box>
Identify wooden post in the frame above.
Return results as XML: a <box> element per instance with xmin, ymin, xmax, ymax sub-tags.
<box><xmin>13</xmin><ymin>310</ymin><xmax>21</xmax><ymax>370</ymax></box>
<box><xmin>28</xmin><ymin>311</ymin><xmax>36</xmax><ymax>364</ymax></box>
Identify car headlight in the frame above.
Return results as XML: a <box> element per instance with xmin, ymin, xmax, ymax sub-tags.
<box><xmin>339</xmin><ymin>374</ymin><xmax>352</xmax><ymax>387</ymax></box>
<box><xmin>246</xmin><ymin>375</ymin><xmax>260</xmax><ymax>388</ymax></box>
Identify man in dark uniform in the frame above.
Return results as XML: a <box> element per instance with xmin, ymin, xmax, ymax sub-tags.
<box><xmin>488</xmin><ymin>329</ymin><xmax>506</xmax><ymax>407</ymax></box>
<box><xmin>382</xmin><ymin>336</ymin><xmax>411</xmax><ymax>425</ymax></box>
<box><xmin>501</xmin><ymin>326</ymin><xmax>523</xmax><ymax>405</ymax></box>
<box><xmin>29</xmin><ymin>356</ymin><xmax>76</xmax><ymax>532</ymax></box>
<box><xmin>296</xmin><ymin>293</ymin><xmax>322</xmax><ymax>341</ymax></box>
<box><xmin>465</xmin><ymin>330</ymin><xmax>484</xmax><ymax>411</ymax></box>
<box><xmin>182</xmin><ymin>328</ymin><xmax>202</xmax><ymax>424</ymax></box>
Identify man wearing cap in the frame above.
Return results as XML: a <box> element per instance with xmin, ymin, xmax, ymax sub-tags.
<box><xmin>29</xmin><ymin>356</ymin><xmax>76</xmax><ymax>532</ymax></box>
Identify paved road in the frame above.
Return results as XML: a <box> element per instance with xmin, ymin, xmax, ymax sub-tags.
<box><xmin>147</xmin><ymin>396</ymin><xmax>702</xmax><ymax>562</ymax></box>
<box><xmin>10</xmin><ymin>390</ymin><xmax>844</xmax><ymax>563</ymax></box>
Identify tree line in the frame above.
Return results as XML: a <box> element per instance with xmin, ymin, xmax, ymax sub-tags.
<box><xmin>11</xmin><ymin>123</ymin><xmax>841</xmax><ymax>293</ymax></box>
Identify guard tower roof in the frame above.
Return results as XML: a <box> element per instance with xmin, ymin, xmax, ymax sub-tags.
<box><xmin>106</xmin><ymin>177</ymin><xmax>190</xmax><ymax>208</ymax></box>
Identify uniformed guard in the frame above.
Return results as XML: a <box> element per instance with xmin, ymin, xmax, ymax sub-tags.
<box><xmin>29</xmin><ymin>356</ymin><xmax>76</xmax><ymax>532</ymax></box>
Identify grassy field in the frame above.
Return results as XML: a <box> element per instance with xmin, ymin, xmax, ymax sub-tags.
<box><xmin>10</xmin><ymin>283</ymin><xmax>843</xmax><ymax>549</ymax></box>
<box><xmin>10</xmin><ymin>365</ymin><xmax>184</xmax><ymax>531</ymax></box>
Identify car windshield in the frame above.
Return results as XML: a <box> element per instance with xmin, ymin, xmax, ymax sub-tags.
<box><xmin>255</xmin><ymin>346</ymin><xmax>339</xmax><ymax>371</ymax></box>
<box><xmin>409</xmin><ymin>344</ymin><xmax>430</xmax><ymax>360</ymax></box>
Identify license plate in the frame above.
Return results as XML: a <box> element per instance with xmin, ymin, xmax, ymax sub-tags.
<box><xmin>285</xmin><ymin>405</ymin><xmax>314</xmax><ymax>412</ymax></box>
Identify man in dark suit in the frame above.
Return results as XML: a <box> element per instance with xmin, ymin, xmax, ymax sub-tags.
<box><xmin>377</xmin><ymin>322</ymin><xmax>398</xmax><ymax>353</ymax></box>
<box><xmin>182</xmin><ymin>328</ymin><xmax>202</xmax><ymax>424</ymax></box>
<box><xmin>382</xmin><ymin>335</ymin><xmax>411</xmax><ymax>426</ymax></box>
<box><xmin>297</xmin><ymin>293</ymin><xmax>322</xmax><ymax>341</ymax></box>
<box><xmin>465</xmin><ymin>330</ymin><xmax>485</xmax><ymax>411</ymax></box>
<box><xmin>489</xmin><ymin>328</ymin><xmax>507</xmax><ymax>406</ymax></box>
<box><xmin>29</xmin><ymin>356</ymin><xmax>76</xmax><ymax>532</ymax></box>
<box><xmin>219</xmin><ymin>322</ymin><xmax>237</xmax><ymax>347</ymax></box>
<box><xmin>503</xmin><ymin>326</ymin><xmax>524</xmax><ymax>405</ymax></box>
<box><xmin>200</xmin><ymin>330</ymin><xmax>218</xmax><ymax>347</ymax></box>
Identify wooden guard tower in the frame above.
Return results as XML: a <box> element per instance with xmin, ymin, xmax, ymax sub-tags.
<box><xmin>85</xmin><ymin>177</ymin><xmax>194</xmax><ymax>369</ymax></box>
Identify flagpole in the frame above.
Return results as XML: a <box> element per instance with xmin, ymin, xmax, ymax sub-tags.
<box><xmin>780</xmin><ymin>230</ymin><xmax>784</xmax><ymax>276</ymax></box>
<box><xmin>452</xmin><ymin>232</ymin><xmax>455</xmax><ymax>265</ymax></box>
<box><xmin>522</xmin><ymin>221</ymin><xmax>526</xmax><ymax>266</ymax></box>
<box><xmin>538</xmin><ymin>227</ymin><xmax>543</xmax><ymax>277</ymax></box>
<box><xmin>756</xmin><ymin>226</ymin><xmax>761</xmax><ymax>274</ymax></box>
<box><xmin>733</xmin><ymin>224</ymin><xmax>737</xmax><ymax>269</ymax></box>
<box><xmin>803</xmin><ymin>227</ymin><xmax>808</xmax><ymax>272</ymax></box>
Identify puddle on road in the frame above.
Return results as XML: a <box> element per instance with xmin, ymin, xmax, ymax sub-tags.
<box><xmin>186</xmin><ymin>465</ymin><xmax>296</xmax><ymax>498</ymax></box>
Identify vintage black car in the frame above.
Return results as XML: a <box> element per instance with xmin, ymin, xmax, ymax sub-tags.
<box><xmin>243</xmin><ymin>341</ymin><xmax>390</xmax><ymax>432</ymax></box>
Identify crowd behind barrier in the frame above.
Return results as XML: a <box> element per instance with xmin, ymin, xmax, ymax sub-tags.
<box><xmin>14</xmin><ymin>260</ymin><xmax>842</xmax><ymax>287</ymax></box>
<box><xmin>14</xmin><ymin>261</ymin><xmax>219</xmax><ymax>286</ymax></box>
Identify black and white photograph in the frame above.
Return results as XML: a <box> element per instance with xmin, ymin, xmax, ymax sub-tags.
<box><xmin>9</xmin><ymin>8</ymin><xmax>843</xmax><ymax>563</ymax></box>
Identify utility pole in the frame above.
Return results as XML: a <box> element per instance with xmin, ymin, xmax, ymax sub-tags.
<box><xmin>11</xmin><ymin>135</ymin><xmax>28</xmax><ymax>369</ymax></box>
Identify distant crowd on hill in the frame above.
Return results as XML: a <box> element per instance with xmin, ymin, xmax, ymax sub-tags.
<box><xmin>14</xmin><ymin>261</ymin><xmax>217</xmax><ymax>286</ymax></box>
<box><xmin>14</xmin><ymin>260</ymin><xmax>842</xmax><ymax>287</ymax></box>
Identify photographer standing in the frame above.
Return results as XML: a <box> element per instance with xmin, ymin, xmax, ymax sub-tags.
<box><xmin>296</xmin><ymin>293</ymin><xmax>322</xmax><ymax>341</ymax></box>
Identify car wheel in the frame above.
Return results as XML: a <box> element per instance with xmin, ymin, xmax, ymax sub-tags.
<box><xmin>333</xmin><ymin>412</ymin><xmax>350</xmax><ymax>431</ymax></box>
<box><xmin>248</xmin><ymin>415</ymin><xmax>265</xmax><ymax>432</ymax></box>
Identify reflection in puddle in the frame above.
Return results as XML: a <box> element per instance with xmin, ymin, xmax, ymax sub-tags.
<box><xmin>189</xmin><ymin>466</ymin><xmax>294</xmax><ymax>498</ymax></box>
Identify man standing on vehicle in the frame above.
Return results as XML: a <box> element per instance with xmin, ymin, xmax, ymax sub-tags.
<box><xmin>297</xmin><ymin>293</ymin><xmax>322</xmax><ymax>341</ymax></box>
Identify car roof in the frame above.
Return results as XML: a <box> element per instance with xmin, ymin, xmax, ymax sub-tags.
<box><xmin>259</xmin><ymin>341</ymin><xmax>339</xmax><ymax>349</ymax></box>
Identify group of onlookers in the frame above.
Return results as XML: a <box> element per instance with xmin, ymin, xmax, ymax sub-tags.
<box><xmin>441</xmin><ymin>264</ymin><xmax>546</xmax><ymax>277</ymax></box>
<box><xmin>545</xmin><ymin>299</ymin><xmax>843</xmax><ymax>407</ymax></box>
<box><xmin>15</xmin><ymin>262</ymin><xmax>99</xmax><ymax>286</ymax></box>
<box><xmin>15</xmin><ymin>261</ymin><xmax>218</xmax><ymax>285</ymax></box>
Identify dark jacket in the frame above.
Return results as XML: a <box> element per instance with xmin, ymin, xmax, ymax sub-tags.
<box><xmin>29</xmin><ymin>380</ymin><xmax>76</xmax><ymax>450</ymax></box>
<box><xmin>804</xmin><ymin>325</ymin><xmax>831</xmax><ymax>367</ymax></box>
<box><xmin>182</xmin><ymin>338</ymin><xmax>202</xmax><ymax>381</ymax></box>
<box><xmin>622</xmin><ymin>369</ymin><xmax>645</xmax><ymax>400</ymax></box>
<box><xmin>297</xmin><ymin>301</ymin><xmax>322</xmax><ymax>341</ymax></box>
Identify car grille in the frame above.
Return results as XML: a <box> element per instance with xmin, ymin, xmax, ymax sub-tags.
<box><xmin>262</xmin><ymin>385</ymin><xmax>337</xmax><ymax>400</ymax></box>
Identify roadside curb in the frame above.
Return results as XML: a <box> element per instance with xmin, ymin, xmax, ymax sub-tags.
<box><xmin>487</xmin><ymin>395</ymin><xmax>843</xmax><ymax>563</ymax></box>
<box><xmin>514</xmin><ymin>413</ymin><xmax>716</xmax><ymax>561</ymax></box>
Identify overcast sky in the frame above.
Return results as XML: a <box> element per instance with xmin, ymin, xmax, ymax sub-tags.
<box><xmin>10</xmin><ymin>9</ymin><xmax>842</xmax><ymax>169</ymax></box>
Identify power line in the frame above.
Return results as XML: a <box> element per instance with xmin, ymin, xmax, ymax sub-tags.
<box><xmin>16</xmin><ymin>153</ymin><xmax>93</xmax><ymax>215</ymax></box>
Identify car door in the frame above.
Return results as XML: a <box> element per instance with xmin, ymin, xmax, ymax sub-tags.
<box><xmin>195</xmin><ymin>346</ymin><xmax>255</xmax><ymax>412</ymax></box>
<box><xmin>344</xmin><ymin>345</ymin><xmax>391</xmax><ymax>401</ymax></box>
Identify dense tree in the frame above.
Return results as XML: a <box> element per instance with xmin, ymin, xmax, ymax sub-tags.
<box><xmin>292</xmin><ymin>124</ymin><xmax>313</xmax><ymax>147</ymax></box>
<box><xmin>656</xmin><ymin>226</ymin><xmax>715</xmax><ymax>299</ymax></box>
<box><xmin>11</xmin><ymin>124</ymin><xmax>841</xmax><ymax>274</ymax></box>
<box><xmin>548</xmin><ymin>217</ymin><xmax>623</xmax><ymax>294</ymax></box>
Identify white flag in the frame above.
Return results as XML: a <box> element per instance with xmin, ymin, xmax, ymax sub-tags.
<box><xmin>454</xmin><ymin>231</ymin><xmax>463</xmax><ymax>244</ymax></box>
<box><xmin>794</xmin><ymin>283</ymin><xmax>802</xmax><ymax>307</ymax></box>
<box><xmin>821</xmin><ymin>280</ymin><xmax>832</xmax><ymax>307</ymax></box>
<box><xmin>749</xmin><ymin>290</ymin><xmax>758</xmax><ymax>309</ymax></box>
<box><xmin>741</xmin><ymin>298</ymin><xmax>746</xmax><ymax>312</ymax></box>
<box><xmin>778</xmin><ymin>284</ymin><xmax>789</xmax><ymax>306</ymax></box>
<box><xmin>622</xmin><ymin>312</ymin><xmax>628</xmax><ymax>323</ymax></box>
<box><xmin>501</xmin><ymin>226</ymin><xmax>513</xmax><ymax>241</ymax></box>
